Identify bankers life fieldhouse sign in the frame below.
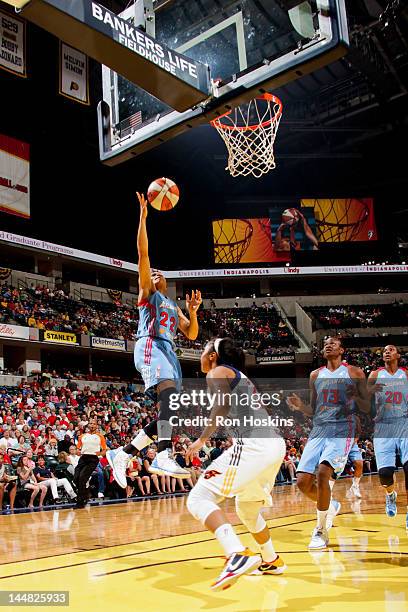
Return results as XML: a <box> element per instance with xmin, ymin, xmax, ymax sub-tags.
<box><xmin>90</xmin><ymin>3</ymin><xmax>208</xmax><ymax>89</ymax></box>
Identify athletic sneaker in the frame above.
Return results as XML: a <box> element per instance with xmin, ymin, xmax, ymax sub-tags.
<box><xmin>348</xmin><ymin>484</ymin><xmax>362</xmax><ymax>499</ymax></box>
<box><xmin>326</xmin><ymin>500</ymin><xmax>341</xmax><ymax>530</ymax></box>
<box><xmin>385</xmin><ymin>491</ymin><xmax>397</xmax><ymax>517</ymax></box>
<box><xmin>106</xmin><ymin>448</ymin><xmax>129</xmax><ymax>489</ymax></box>
<box><xmin>211</xmin><ymin>548</ymin><xmax>261</xmax><ymax>591</ymax></box>
<box><xmin>97</xmin><ymin>492</ymin><xmax>104</xmax><ymax>498</ymax></box>
<box><xmin>308</xmin><ymin>527</ymin><xmax>329</xmax><ymax>550</ymax></box>
<box><xmin>250</xmin><ymin>555</ymin><xmax>286</xmax><ymax>575</ymax></box>
<box><xmin>148</xmin><ymin>449</ymin><xmax>190</xmax><ymax>479</ymax></box>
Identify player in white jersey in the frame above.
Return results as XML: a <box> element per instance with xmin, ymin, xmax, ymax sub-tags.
<box><xmin>185</xmin><ymin>337</ymin><xmax>286</xmax><ymax>591</ymax></box>
<box><xmin>287</xmin><ymin>336</ymin><xmax>368</xmax><ymax>549</ymax></box>
<box><xmin>368</xmin><ymin>345</ymin><xmax>408</xmax><ymax>528</ymax></box>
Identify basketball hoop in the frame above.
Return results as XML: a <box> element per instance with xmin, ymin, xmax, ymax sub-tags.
<box><xmin>210</xmin><ymin>93</ymin><xmax>283</xmax><ymax>179</ymax></box>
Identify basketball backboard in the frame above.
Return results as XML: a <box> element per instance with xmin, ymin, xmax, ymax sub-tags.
<box><xmin>98</xmin><ymin>0</ymin><xmax>349</xmax><ymax>165</ymax></box>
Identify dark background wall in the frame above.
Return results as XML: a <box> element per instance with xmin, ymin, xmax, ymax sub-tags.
<box><xmin>0</xmin><ymin>3</ymin><xmax>407</xmax><ymax>270</ymax></box>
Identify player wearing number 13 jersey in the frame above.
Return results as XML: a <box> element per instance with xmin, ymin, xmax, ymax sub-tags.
<box><xmin>368</xmin><ymin>345</ymin><xmax>408</xmax><ymax>527</ymax></box>
<box><xmin>287</xmin><ymin>336</ymin><xmax>368</xmax><ymax>549</ymax></box>
<box><xmin>107</xmin><ymin>192</ymin><xmax>202</xmax><ymax>485</ymax></box>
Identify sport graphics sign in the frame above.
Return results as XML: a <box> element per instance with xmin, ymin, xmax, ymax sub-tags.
<box><xmin>256</xmin><ymin>354</ymin><xmax>295</xmax><ymax>364</ymax></box>
<box><xmin>43</xmin><ymin>330</ymin><xmax>78</xmax><ymax>345</ymax></box>
<box><xmin>91</xmin><ymin>336</ymin><xmax>126</xmax><ymax>351</ymax></box>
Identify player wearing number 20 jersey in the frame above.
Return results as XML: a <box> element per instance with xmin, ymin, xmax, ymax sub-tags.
<box><xmin>369</xmin><ymin>345</ymin><xmax>408</xmax><ymax>524</ymax></box>
<box><xmin>135</xmin><ymin>290</ymin><xmax>182</xmax><ymax>391</ymax></box>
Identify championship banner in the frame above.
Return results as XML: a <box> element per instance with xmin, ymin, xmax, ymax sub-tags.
<box><xmin>107</xmin><ymin>288</ymin><xmax>122</xmax><ymax>303</ymax></box>
<box><xmin>59</xmin><ymin>42</ymin><xmax>89</xmax><ymax>105</ymax></box>
<box><xmin>0</xmin><ymin>10</ymin><xmax>26</xmax><ymax>77</ymax></box>
<box><xmin>256</xmin><ymin>354</ymin><xmax>295</xmax><ymax>364</ymax></box>
<box><xmin>0</xmin><ymin>323</ymin><xmax>29</xmax><ymax>340</ymax></box>
<box><xmin>43</xmin><ymin>330</ymin><xmax>77</xmax><ymax>344</ymax></box>
<box><xmin>0</xmin><ymin>267</ymin><xmax>11</xmax><ymax>280</ymax></box>
<box><xmin>91</xmin><ymin>336</ymin><xmax>126</xmax><ymax>351</ymax></box>
<box><xmin>0</xmin><ymin>134</ymin><xmax>30</xmax><ymax>218</ymax></box>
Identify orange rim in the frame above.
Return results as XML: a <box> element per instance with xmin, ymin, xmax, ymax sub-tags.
<box><xmin>210</xmin><ymin>93</ymin><xmax>283</xmax><ymax>132</ymax></box>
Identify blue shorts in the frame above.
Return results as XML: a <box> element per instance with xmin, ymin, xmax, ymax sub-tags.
<box><xmin>134</xmin><ymin>337</ymin><xmax>182</xmax><ymax>392</ymax></box>
<box><xmin>348</xmin><ymin>443</ymin><xmax>363</xmax><ymax>462</ymax></box>
<box><xmin>297</xmin><ymin>429</ymin><xmax>354</xmax><ymax>475</ymax></box>
<box><xmin>374</xmin><ymin>420</ymin><xmax>408</xmax><ymax>469</ymax></box>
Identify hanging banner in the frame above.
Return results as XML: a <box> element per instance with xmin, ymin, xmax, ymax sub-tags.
<box><xmin>107</xmin><ymin>288</ymin><xmax>122</xmax><ymax>303</ymax></box>
<box><xmin>0</xmin><ymin>134</ymin><xmax>30</xmax><ymax>219</ymax></box>
<box><xmin>0</xmin><ymin>268</ymin><xmax>11</xmax><ymax>280</ymax></box>
<box><xmin>59</xmin><ymin>42</ymin><xmax>89</xmax><ymax>105</ymax></box>
<box><xmin>0</xmin><ymin>10</ymin><xmax>26</xmax><ymax>77</ymax></box>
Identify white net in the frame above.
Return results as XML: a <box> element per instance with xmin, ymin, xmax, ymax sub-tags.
<box><xmin>211</xmin><ymin>94</ymin><xmax>282</xmax><ymax>179</ymax></box>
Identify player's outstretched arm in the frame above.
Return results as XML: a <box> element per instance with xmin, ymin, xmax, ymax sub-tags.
<box><xmin>286</xmin><ymin>370</ymin><xmax>317</xmax><ymax>416</ymax></box>
<box><xmin>177</xmin><ymin>290</ymin><xmax>202</xmax><ymax>340</ymax></box>
<box><xmin>298</xmin><ymin>210</ymin><xmax>319</xmax><ymax>250</ymax></box>
<box><xmin>137</xmin><ymin>192</ymin><xmax>153</xmax><ymax>302</ymax></box>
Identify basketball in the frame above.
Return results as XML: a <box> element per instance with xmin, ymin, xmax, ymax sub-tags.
<box><xmin>147</xmin><ymin>177</ymin><xmax>180</xmax><ymax>211</ymax></box>
<box><xmin>282</xmin><ymin>208</ymin><xmax>300</xmax><ymax>226</ymax></box>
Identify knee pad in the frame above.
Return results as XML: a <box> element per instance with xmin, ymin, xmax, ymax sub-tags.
<box><xmin>235</xmin><ymin>499</ymin><xmax>266</xmax><ymax>533</ymax></box>
<box><xmin>158</xmin><ymin>386</ymin><xmax>176</xmax><ymax>422</ymax></box>
<box><xmin>187</xmin><ymin>482</ymin><xmax>220</xmax><ymax>525</ymax></box>
<box><xmin>379</xmin><ymin>466</ymin><xmax>394</xmax><ymax>487</ymax></box>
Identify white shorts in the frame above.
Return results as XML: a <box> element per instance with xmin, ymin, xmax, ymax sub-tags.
<box><xmin>198</xmin><ymin>437</ymin><xmax>286</xmax><ymax>506</ymax></box>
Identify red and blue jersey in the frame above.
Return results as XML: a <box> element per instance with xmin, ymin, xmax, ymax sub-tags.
<box><xmin>136</xmin><ymin>291</ymin><xmax>179</xmax><ymax>345</ymax></box>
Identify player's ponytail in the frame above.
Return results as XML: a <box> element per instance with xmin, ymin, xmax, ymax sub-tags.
<box><xmin>212</xmin><ymin>337</ymin><xmax>245</xmax><ymax>371</ymax></box>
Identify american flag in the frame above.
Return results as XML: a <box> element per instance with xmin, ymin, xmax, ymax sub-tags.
<box><xmin>129</xmin><ymin>110</ymin><xmax>142</xmax><ymax>130</ymax></box>
<box><xmin>120</xmin><ymin>110</ymin><xmax>143</xmax><ymax>138</ymax></box>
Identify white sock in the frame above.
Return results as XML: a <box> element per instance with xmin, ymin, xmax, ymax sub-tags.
<box><xmin>131</xmin><ymin>430</ymin><xmax>153</xmax><ymax>452</ymax></box>
<box><xmin>352</xmin><ymin>477</ymin><xmax>361</xmax><ymax>486</ymax></box>
<box><xmin>214</xmin><ymin>523</ymin><xmax>245</xmax><ymax>557</ymax></box>
<box><xmin>115</xmin><ymin>448</ymin><xmax>131</xmax><ymax>459</ymax></box>
<box><xmin>316</xmin><ymin>509</ymin><xmax>328</xmax><ymax>530</ymax></box>
<box><xmin>259</xmin><ymin>539</ymin><xmax>277</xmax><ymax>562</ymax></box>
<box><xmin>329</xmin><ymin>479</ymin><xmax>335</xmax><ymax>491</ymax></box>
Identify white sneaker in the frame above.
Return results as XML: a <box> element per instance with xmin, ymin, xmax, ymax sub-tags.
<box><xmin>326</xmin><ymin>500</ymin><xmax>341</xmax><ymax>530</ymax></box>
<box><xmin>106</xmin><ymin>448</ymin><xmax>129</xmax><ymax>489</ymax></box>
<box><xmin>149</xmin><ymin>449</ymin><xmax>190</xmax><ymax>479</ymax></box>
<box><xmin>308</xmin><ymin>527</ymin><xmax>329</xmax><ymax>550</ymax></box>
<box><xmin>352</xmin><ymin>484</ymin><xmax>362</xmax><ymax>498</ymax></box>
<box><xmin>97</xmin><ymin>492</ymin><xmax>104</xmax><ymax>498</ymax></box>
<box><xmin>211</xmin><ymin>548</ymin><xmax>261</xmax><ymax>591</ymax></box>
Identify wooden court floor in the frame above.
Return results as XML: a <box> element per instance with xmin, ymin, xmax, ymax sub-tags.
<box><xmin>0</xmin><ymin>472</ymin><xmax>407</xmax><ymax>612</ymax></box>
